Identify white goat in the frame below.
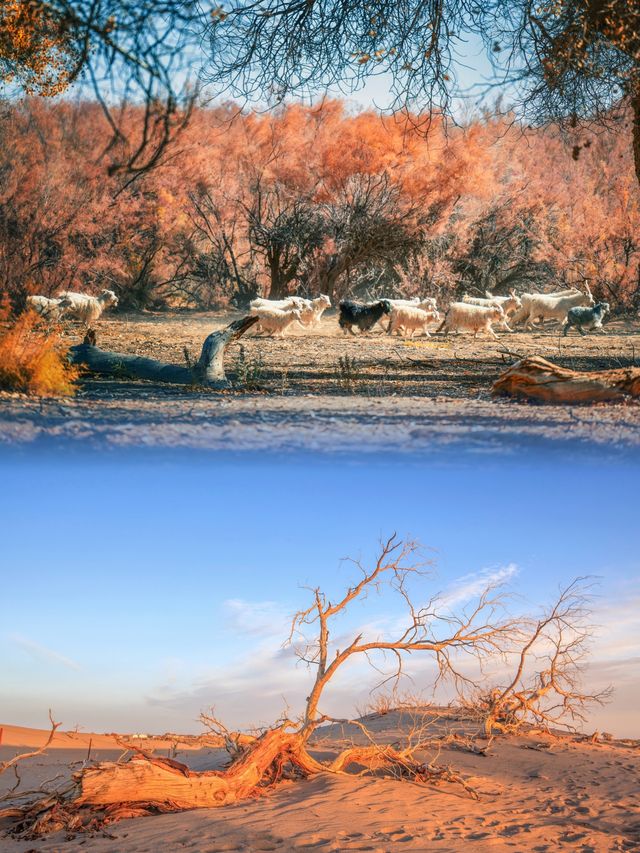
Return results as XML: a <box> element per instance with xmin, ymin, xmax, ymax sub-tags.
<box><xmin>379</xmin><ymin>297</ymin><xmax>437</xmax><ymax>331</ymax></box>
<box><xmin>252</xmin><ymin>306</ymin><xmax>303</xmax><ymax>337</ymax></box>
<box><xmin>462</xmin><ymin>293</ymin><xmax>519</xmax><ymax>331</ymax></box>
<box><xmin>26</xmin><ymin>295</ymin><xmax>71</xmax><ymax>320</ymax></box>
<box><xmin>250</xmin><ymin>296</ymin><xmax>307</xmax><ymax>312</ymax></box>
<box><xmin>388</xmin><ymin>305</ymin><xmax>440</xmax><ymax>337</ymax></box>
<box><xmin>250</xmin><ymin>295</ymin><xmax>314</xmax><ymax>325</ymax></box>
<box><xmin>308</xmin><ymin>294</ymin><xmax>331</xmax><ymax>325</ymax></box>
<box><xmin>509</xmin><ymin>288</ymin><xmax>581</xmax><ymax>326</ymax></box>
<box><xmin>58</xmin><ymin>289</ymin><xmax>119</xmax><ymax>324</ymax></box>
<box><xmin>516</xmin><ymin>287</ymin><xmax>594</xmax><ymax>329</ymax></box>
<box><xmin>476</xmin><ymin>290</ymin><xmax>522</xmax><ymax>317</ymax></box>
<box><xmin>437</xmin><ymin>303</ymin><xmax>505</xmax><ymax>340</ymax></box>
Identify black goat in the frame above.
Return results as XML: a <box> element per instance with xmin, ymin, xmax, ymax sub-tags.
<box><xmin>338</xmin><ymin>300</ymin><xmax>391</xmax><ymax>334</ymax></box>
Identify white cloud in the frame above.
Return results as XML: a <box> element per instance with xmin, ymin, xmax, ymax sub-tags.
<box><xmin>440</xmin><ymin>563</ymin><xmax>519</xmax><ymax>609</ymax></box>
<box><xmin>144</xmin><ymin>571</ymin><xmax>520</xmax><ymax>729</ymax></box>
<box><xmin>223</xmin><ymin>598</ymin><xmax>292</xmax><ymax>639</ymax></box>
<box><xmin>9</xmin><ymin>634</ymin><xmax>81</xmax><ymax>671</ymax></box>
<box><xmin>590</xmin><ymin>585</ymin><xmax>640</xmax><ymax>665</ymax></box>
<box><xmin>144</xmin><ymin>572</ymin><xmax>640</xmax><ymax>737</ymax></box>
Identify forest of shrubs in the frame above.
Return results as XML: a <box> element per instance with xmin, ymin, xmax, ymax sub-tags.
<box><xmin>1</xmin><ymin>97</ymin><xmax>639</xmax><ymax>313</ymax></box>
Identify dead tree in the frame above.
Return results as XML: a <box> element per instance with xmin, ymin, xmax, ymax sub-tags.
<box><xmin>68</xmin><ymin>316</ymin><xmax>258</xmax><ymax>388</ymax></box>
<box><xmin>493</xmin><ymin>356</ymin><xmax>640</xmax><ymax>403</ymax></box>
<box><xmin>3</xmin><ymin>535</ymin><xmax>519</xmax><ymax>835</ymax></box>
<box><xmin>469</xmin><ymin>579</ymin><xmax>612</xmax><ymax>736</ymax></box>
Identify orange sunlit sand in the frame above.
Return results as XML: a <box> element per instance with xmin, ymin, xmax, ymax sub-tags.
<box><xmin>2</xmin><ymin>712</ymin><xmax>639</xmax><ymax>852</ymax></box>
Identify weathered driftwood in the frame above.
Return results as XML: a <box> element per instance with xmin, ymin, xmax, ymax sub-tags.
<box><xmin>493</xmin><ymin>356</ymin><xmax>640</xmax><ymax>403</ymax></box>
<box><xmin>2</xmin><ymin>724</ymin><xmax>467</xmax><ymax>836</ymax></box>
<box><xmin>74</xmin><ymin>727</ymin><xmax>448</xmax><ymax>812</ymax></box>
<box><xmin>68</xmin><ymin>316</ymin><xmax>258</xmax><ymax>388</ymax></box>
<box><xmin>77</xmin><ymin>727</ymin><xmax>305</xmax><ymax>810</ymax></box>
<box><xmin>72</xmin><ymin>739</ymin><xmax>471</xmax><ymax>813</ymax></box>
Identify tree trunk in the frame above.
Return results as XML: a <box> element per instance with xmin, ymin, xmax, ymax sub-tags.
<box><xmin>76</xmin><ymin>728</ymin><xmax>317</xmax><ymax>811</ymax></box>
<box><xmin>492</xmin><ymin>356</ymin><xmax>640</xmax><ymax>403</ymax></box>
<box><xmin>631</xmin><ymin>88</ymin><xmax>640</xmax><ymax>189</ymax></box>
<box><xmin>1</xmin><ymin>717</ymin><xmax>478</xmax><ymax>836</ymax></box>
<box><xmin>2</xmin><ymin>727</ymin><xmax>482</xmax><ymax>839</ymax></box>
<box><xmin>68</xmin><ymin>316</ymin><xmax>258</xmax><ymax>388</ymax></box>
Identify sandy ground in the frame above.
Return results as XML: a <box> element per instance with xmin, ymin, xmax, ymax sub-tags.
<box><xmin>1</xmin><ymin>713</ymin><xmax>639</xmax><ymax>852</ymax></box>
<box><xmin>1</xmin><ymin>311</ymin><xmax>640</xmax><ymax>455</ymax></box>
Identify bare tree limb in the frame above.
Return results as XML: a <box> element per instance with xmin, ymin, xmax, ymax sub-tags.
<box><xmin>0</xmin><ymin>711</ymin><xmax>61</xmax><ymax>776</ymax></box>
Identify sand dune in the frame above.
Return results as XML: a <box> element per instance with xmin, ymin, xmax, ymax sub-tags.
<box><xmin>1</xmin><ymin>711</ymin><xmax>639</xmax><ymax>852</ymax></box>
<box><xmin>0</xmin><ymin>724</ymin><xmax>205</xmax><ymax>752</ymax></box>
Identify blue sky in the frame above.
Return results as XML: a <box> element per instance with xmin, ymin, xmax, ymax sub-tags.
<box><xmin>80</xmin><ymin>26</ymin><xmax>500</xmax><ymax>120</ymax></box>
<box><xmin>1</xmin><ymin>450</ymin><xmax>638</xmax><ymax>736</ymax></box>
<box><xmin>324</xmin><ymin>32</ymin><xmax>499</xmax><ymax>116</ymax></box>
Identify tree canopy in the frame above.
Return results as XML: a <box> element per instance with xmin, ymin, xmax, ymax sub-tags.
<box><xmin>1</xmin><ymin>1</ymin><xmax>639</xmax><ymax>179</ymax></box>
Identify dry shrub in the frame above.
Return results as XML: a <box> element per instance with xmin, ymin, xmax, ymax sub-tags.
<box><xmin>0</xmin><ymin>300</ymin><xmax>77</xmax><ymax>396</ymax></box>
<box><xmin>359</xmin><ymin>693</ymin><xmax>396</xmax><ymax>717</ymax></box>
<box><xmin>359</xmin><ymin>690</ymin><xmax>434</xmax><ymax>718</ymax></box>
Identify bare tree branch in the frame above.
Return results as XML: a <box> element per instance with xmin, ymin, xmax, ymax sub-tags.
<box><xmin>0</xmin><ymin>711</ymin><xmax>61</xmax><ymax>776</ymax></box>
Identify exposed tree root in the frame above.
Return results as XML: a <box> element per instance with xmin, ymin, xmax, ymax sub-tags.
<box><xmin>492</xmin><ymin>355</ymin><xmax>640</xmax><ymax>403</ymax></box>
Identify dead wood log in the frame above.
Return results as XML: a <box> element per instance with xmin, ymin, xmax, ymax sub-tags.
<box><xmin>68</xmin><ymin>316</ymin><xmax>258</xmax><ymax>388</ymax></box>
<box><xmin>2</xmin><ymin>721</ymin><xmax>479</xmax><ymax>835</ymax></box>
<box><xmin>492</xmin><ymin>356</ymin><xmax>640</xmax><ymax>404</ymax></box>
<box><xmin>76</xmin><ymin>726</ymin><xmax>307</xmax><ymax>810</ymax></box>
<box><xmin>4</xmin><ymin>725</ymin><xmax>476</xmax><ymax>835</ymax></box>
<box><xmin>73</xmin><ymin>738</ymin><xmax>476</xmax><ymax>812</ymax></box>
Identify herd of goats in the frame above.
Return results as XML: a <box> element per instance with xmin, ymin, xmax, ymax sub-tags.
<box><xmin>25</xmin><ymin>282</ymin><xmax>610</xmax><ymax>340</ymax></box>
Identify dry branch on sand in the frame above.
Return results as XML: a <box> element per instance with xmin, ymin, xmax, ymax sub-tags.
<box><xmin>463</xmin><ymin>579</ymin><xmax>612</xmax><ymax>737</ymax></box>
<box><xmin>0</xmin><ymin>538</ymin><xmax>610</xmax><ymax>838</ymax></box>
<box><xmin>68</xmin><ymin>316</ymin><xmax>258</xmax><ymax>388</ymax></box>
<box><xmin>0</xmin><ymin>712</ymin><xmax>61</xmax><ymax>778</ymax></box>
<box><xmin>493</xmin><ymin>356</ymin><xmax>640</xmax><ymax>403</ymax></box>
<box><xmin>0</xmin><ymin>712</ymin><xmax>69</xmax><ymax>820</ymax></box>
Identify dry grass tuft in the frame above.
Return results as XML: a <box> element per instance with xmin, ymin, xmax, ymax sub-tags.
<box><xmin>0</xmin><ymin>298</ymin><xmax>78</xmax><ymax>396</ymax></box>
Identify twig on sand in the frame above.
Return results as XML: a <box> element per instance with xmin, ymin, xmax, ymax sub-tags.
<box><xmin>0</xmin><ymin>711</ymin><xmax>61</xmax><ymax>775</ymax></box>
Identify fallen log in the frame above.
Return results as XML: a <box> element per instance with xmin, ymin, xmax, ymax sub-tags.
<box><xmin>492</xmin><ymin>355</ymin><xmax>640</xmax><ymax>404</ymax></box>
<box><xmin>2</xmin><ymin>723</ymin><xmax>476</xmax><ymax>836</ymax></box>
<box><xmin>68</xmin><ymin>316</ymin><xmax>258</xmax><ymax>388</ymax></box>
<box><xmin>76</xmin><ymin>726</ymin><xmax>304</xmax><ymax>810</ymax></box>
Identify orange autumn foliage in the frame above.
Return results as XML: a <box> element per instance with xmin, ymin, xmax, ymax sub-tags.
<box><xmin>0</xmin><ymin>0</ymin><xmax>76</xmax><ymax>96</ymax></box>
<box><xmin>1</xmin><ymin>98</ymin><xmax>638</xmax><ymax>310</ymax></box>
<box><xmin>0</xmin><ymin>298</ymin><xmax>77</xmax><ymax>396</ymax></box>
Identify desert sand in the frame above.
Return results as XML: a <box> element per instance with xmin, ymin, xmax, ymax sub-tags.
<box><xmin>1</xmin><ymin>712</ymin><xmax>639</xmax><ymax>852</ymax></box>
